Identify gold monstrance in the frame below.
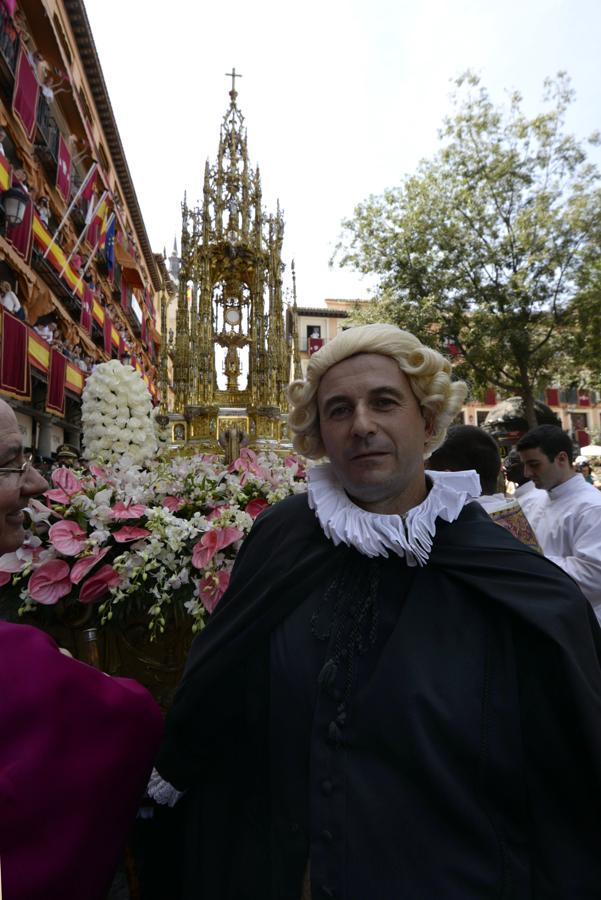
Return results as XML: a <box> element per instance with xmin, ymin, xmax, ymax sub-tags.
<box><xmin>168</xmin><ymin>70</ymin><xmax>292</xmax><ymax>451</ymax></box>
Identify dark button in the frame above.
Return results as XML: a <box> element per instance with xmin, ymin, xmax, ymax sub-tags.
<box><xmin>321</xmin><ymin>828</ymin><xmax>333</xmax><ymax>843</ymax></box>
<box><xmin>321</xmin><ymin>887</ymin><xmax>335</xmax><ymax>898</ymax></box>
<box><xmin>321</xmin><ymin>779</ymin><xmax>333</xmax><ymax>796</ymax></box>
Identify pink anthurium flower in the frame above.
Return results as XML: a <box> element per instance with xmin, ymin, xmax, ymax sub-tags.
<box><xmin>28</xmin><ymin>560</ymin><xmax>72</xmax><ymax>605</ymax></box>
<box><xmin>45</xmin><ymin>467</ymin><xmax>83</xmax><ymax>503</ymax></box>
<box><xmin>48</xmin><ymin>520</ymin><xmax>88</xmax><ymax>556</ymax></box>
<box><xmin>70</xmin><ymin>547</ymin><xmax>110</xmax><ymax>585</ymax></box>
<box><xmin>0</xmin><ymin>551</ymin><xmax>27</xmax><ymax>573</ymax></box>
<box><xmin>162</xmin><ymin>496</ymin><xmax>185</xmax><ymax>512</ymax></box>
<box><xmin>89</xmin><ymin>465</ymin><xmax>106</xmax><ymax>478</ymax></box>
<box><xmin>79</xmin><ymin>564</ymin><xmax>121</xmax><ymax>604</ymax></box>
<box><xmin>0</xmin><ymin>571</ymin><xmax>12</xmax><ymax>587</ymax></box>
<box><xmin>244</xmin><ymin>497</ymin><xmax>269</xmax><ymax>520</ymax></box>
<box><xmin>110</xmin><ymin>501</ymin><xmax>147</xmax><ymax>520</ymax></box>
<box><xmin>191</xmin><ymin>527</ymin><xmax>243</xmax><ymax>570</ymax></box>
<box><xmin>198</xmin><ymin>570</ymin><xmax>230</xmax><ymax>613</ymax></box>
<box><xmin>206</xmin><ymin>505</ymin><xmax>229</xmax><ymax>522</ymax></box>
<box><xmin>113</xmin><ymin>526</ymin><xmax>151</xmax><ymax>543</ymax></box>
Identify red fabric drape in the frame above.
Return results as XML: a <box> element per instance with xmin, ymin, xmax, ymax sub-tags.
<box><xmin>12</xmin><ymin>46</ymin><xmax>39</xmax><ymax>140</ymax></box>
<box><xmin>103</xmin><ymin>312</ymin><xmax>112</xmax><ymax>354</ymax></box>
<box><xmin>46</xmin><ymin>349</ymin><xmax>67</xmax><ymax>415</ymax></box>
<box><xmin>80</xmin><ymin>283</ymin><xmax>93</xmax><ymax>334</ymax></box>
<box><xmin>56</xmin><ymin>134</ymin><xmax>72</xmax><ymax>202</ymax></box>
<box><xmin>120</xmin><ymin>277</ymin><xmax>129</xmax><ymax>310</ymax></box>
<box><xmin>0</xmin><ymin>309</ymin><xmax>31</xmax><ymax>400</ymax></box>
<box><xmin>118</xmin><ymin>336</ymin><xmax>125</xmax><ymax>358</ymax></box>
<box><xmin>5</xmin><ymin>189</ymin><xmax>33</xmax><ymax>262</ymax></box>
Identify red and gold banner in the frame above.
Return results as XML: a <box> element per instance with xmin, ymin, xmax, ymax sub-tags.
<box><xmin>5</xmin><ymin>190</ymin><xmax>33</xmax><ymax>262</ymax></box>
<box><xmin>46</xmin><ymin>348</ymin><xmax>67</xmax><ymax>415</ymax></box>
<box><xmin>12</xmin><ymin>46</ymin><xmax>39</xmax><ymax>140</ymax></box>
<box><xmin>0</xmin><ymin>308</ymin><xmax>31</xmax><ymax>400</ymax></box>
<box><xmin>0</xmin><ymin>152</ymin><xmax>11</xmax><ymax>191</ymax></box>
<box><xmin>103</xmin><ymin>311</ymin><xmax>113</xmax><ymax>354</ymax></box>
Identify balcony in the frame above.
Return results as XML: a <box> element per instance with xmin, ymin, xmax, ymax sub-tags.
<box><xmin>35</xmin><ymin>92</ymin><xmax>60</xmax><ymax>174</ymax></box>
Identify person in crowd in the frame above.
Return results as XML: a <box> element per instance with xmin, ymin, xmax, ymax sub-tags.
<box><xmin>33</xmin><ymin>321</ymin><xmax>53</xmax><ymax>342</ymax></box>
<box><xmin>503</xmin><ymin>447</ymin><xmax>546</xmax><ymax>515</ymax></box>
<box><xmin>36</xmin><ymin>195</ymin><xmax>50</xmax><ymax>226</ymax></box>
<box><xmin>53</xmin><ymin>442</ymin><xmax>81</xmax><ymax>468</ymax></box>
<box><xmin>428</xmin><ymin>425</ymin><xmax>540</xmax><ymax>548</ymax></box>
<box><xmin>151</xmin><ymin>324</ymin><xmax>601</xmax><ymax>900</ymax></box>
<box><xmin>0</xmin><ymin>397</ymin><xmax>163</xmax><ymax>900</ymax></box>
<box><xmin>580</xmin><ymin>462</ymin><xmax>595</xmax><ymax>485</ymax></box>
<box><xmin>517</xmin><ymin>424</ymin><xmax>601</xmax><ymax>619</ymax></box>
<box><xmin>427</xmin><ymin>424</ymin><xmax>506</xmax><ymax>510</ymax></box>
<box><xmin>0</xmin><ymin>280</ymin><xmax>24</xmax><ymax>320</ymax></box>
<box><xmin>12</xmin><ymin>167</ymin><xmax>29</xmax><ymax>193</ymax></box>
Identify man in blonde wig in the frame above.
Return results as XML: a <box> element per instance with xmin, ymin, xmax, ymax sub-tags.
<box><xmin>155</xmin><ymin>324</ymin><xmax>601</xmax><ymax>899</ymax></box>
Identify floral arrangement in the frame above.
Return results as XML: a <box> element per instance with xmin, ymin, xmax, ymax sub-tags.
<box><xmin>81</xmin><ymin>360</ymin><xmax>158</xmax><ymax>466</ymax></box>
<box><xmin>0</xmin><ymin>449</ymin><xmax>307</xmax><ymax>636</ymax></box>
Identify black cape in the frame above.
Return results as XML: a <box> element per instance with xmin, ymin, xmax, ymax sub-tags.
<box><xmin>156</xmin><ymin>495</ymin><xmax>601</xmax><ymax>900</ymax></box>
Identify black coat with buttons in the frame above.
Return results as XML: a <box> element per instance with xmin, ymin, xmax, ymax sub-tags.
<box><xmin>156</xmin><ymin>494</ymin><xmax>601</xmax><ymax>900</ymax></box>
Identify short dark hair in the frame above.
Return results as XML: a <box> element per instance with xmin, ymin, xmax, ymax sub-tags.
<box><xmin>427</xmin><ymin>425</ymin><xmax>501</xmax><ymax>494</ymax></box>
<box><xmin>516</xmin><ymin>425</ymin><xmax>573</xmax><ymax>463</ymax></box>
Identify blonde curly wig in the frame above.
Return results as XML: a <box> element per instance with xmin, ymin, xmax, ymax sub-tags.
<box><xmin>287</xmin><ymin>323</ymin><xmax>468</xmax><ymax>459</ymax></box>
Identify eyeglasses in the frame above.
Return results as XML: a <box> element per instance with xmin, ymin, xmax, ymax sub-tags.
<box><xmin>0</xmin><ymin>461</ymin><xmax>32</xmax><ymax>483</ymax></box>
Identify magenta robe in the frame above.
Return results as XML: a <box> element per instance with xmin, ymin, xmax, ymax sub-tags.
<box><xmin>0</xmin><ymin>622</ymin><xmax>163</xmax><ymax>900</ymax></box>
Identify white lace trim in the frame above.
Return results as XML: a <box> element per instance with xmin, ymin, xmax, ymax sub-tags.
<box><xmin>147</xmin><ymin>767</ymin><xmax>184</xmax><ymax>807</ymax></box>
<box><xmin>307</xmin><ymin>464</ymin><xmax>481</xmax><ymax>566</ymax></box>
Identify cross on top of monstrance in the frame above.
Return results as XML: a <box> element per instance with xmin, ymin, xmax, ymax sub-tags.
<box><xmin>225</xmin><ymin>68</ymin><xmax>243</xmax><ymax>99</ymax></box>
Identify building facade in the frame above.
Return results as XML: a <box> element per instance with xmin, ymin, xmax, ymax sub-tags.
<box><xmin>0</xmin><ymin>0</ymin><xmax>162</xmax><ymax>459</ymax></box>
<box><xmin>295</xmin><ymin>300</ymin><xmax>601</xmax><ymax>447</ymax></box>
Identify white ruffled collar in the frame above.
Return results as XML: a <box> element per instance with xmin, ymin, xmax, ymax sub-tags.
<box><xmin>307</xmin><ymin>464</ymin><xmax>481</xmax><ymax>566</ymax></box>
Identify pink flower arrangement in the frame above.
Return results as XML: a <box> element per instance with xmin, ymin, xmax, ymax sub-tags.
<box><xmin>0</xmin><ymin>449</ymin><xmax>308</xmax><ymax>635</ymax></box>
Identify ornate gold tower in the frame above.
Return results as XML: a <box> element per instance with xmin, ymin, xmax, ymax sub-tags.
<box><xmin>170</xmin><ymin>71</ymin><xmax>292</xmax><ymax>451</ymax></box>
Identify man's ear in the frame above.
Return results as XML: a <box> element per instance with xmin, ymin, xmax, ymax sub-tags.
<box><xmin>422</xmin><ymin>408</ymin><xmax>435</xmax><ymax>438</ymax></box>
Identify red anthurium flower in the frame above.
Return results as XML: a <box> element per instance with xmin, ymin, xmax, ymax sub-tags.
<box><xmin>110</xmin><ymin>501</ymin><xmax>147</xmax><ymax>520</ymax></box>
<box><xmin>244</xmin><ymin>497</ymin><xmax>269</xmax><ymax>520</ymax></box>
<box><xmin>191</xmin><ymin>526</ymin><xmax>243</xmax><ymax>570</ymax></box>
<box><xmin>70</xmin><ymin>547</ymin><xmax>110</xmax><ymax>585</ymax></box>
<box><xmin>198</xmin><ymin>570</ymin><xmax>230</xmax><ymax>613</ymax></box>
<box><xmin>48</xmin><ymin>520</ymin><xmax>88</xmax><ymax>556</ymax></box>
<box><xmin>79</xmin><ymin>564</ymin><xmax>121</xmax><ymax>604</ymax></box>
<box><xmin>0</xmin><ymin>571</ymin><xmax>12</xmax><ymax>587</ymax></box>
<box><xmin>28</xmin><ymin>560</ymin><xmax>72</xmax><ymax>605</ymax></box>
<box><xmin>113</xmin><ymin>526</ymin><xmax>151</xmax><ymax>543</ymax></box>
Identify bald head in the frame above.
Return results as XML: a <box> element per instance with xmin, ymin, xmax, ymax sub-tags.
<box><xmin>0</xmin><ymin>399</ymin><xmax>48</xmax><ymax>553</ymax></box>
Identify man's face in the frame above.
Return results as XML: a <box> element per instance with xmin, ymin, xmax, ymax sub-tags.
<box><xmin>518</xmin><ymin>446</ymin><xmax>565</xmax><ymax>491</ymax></box>
<box><xmin>0</xmin><ymin>402</ymin><xmax>48</xmax><ymax>554</ymax></box>
<box><xmin>317</xmin><ymin>353</ymin><xmax>431</xmax><ymax>515</ymax></box>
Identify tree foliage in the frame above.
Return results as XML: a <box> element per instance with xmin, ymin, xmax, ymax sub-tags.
<box><xmin>335</xmin><ymin>72</ymin><xmax>601</xmax><ymax>424</ymax></box>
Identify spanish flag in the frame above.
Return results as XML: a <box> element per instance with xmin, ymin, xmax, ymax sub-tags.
<box><xmin>0</xmin><ymin>152</ymin><xmax>11</xmax><ymax>192</ymax></box>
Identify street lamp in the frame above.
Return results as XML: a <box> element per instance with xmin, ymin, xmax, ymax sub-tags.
<box><xmin>1</xmin><ymin>186</ymin><xmax>29</xmax><ymax>226</ymax></box>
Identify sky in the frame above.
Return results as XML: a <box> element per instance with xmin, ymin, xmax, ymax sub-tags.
<box><xmin>83</xmin><ymin>0</ymin><xmax>601</xmax><ymax>307</ymax></box>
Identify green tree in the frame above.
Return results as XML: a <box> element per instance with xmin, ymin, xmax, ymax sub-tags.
<box><xmin>335</xmin><ymin>72</ymin><xmax>601</xmax><ymax>426</ymax></box>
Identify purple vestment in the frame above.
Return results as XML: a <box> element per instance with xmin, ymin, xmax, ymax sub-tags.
<box><xmin>0</xmin><ymin>622</ymin><xmax>163</xmax><ymax>899</ymax></box>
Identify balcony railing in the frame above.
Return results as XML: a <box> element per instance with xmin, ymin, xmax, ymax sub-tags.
<box><xmin>35</xmin><ymin>92</ymin><xmax>59</xmax><ymax>165</ymax></box>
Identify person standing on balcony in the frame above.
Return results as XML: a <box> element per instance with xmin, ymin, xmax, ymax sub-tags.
<box><xmin>0</xmin><ymin>280</ymin><xmax>24</xmax><ymax>320</ymax></box>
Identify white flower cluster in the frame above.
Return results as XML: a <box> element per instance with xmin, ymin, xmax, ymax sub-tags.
<box><xmin>81</xmin><ymin>361</ymin><xmax>158</xmax><ymax>467</ymax></box>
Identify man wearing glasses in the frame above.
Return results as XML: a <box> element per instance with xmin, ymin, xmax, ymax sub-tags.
<box><xmin>0</xmin><ymin>397</ymin><xmax>163</xmax><ymax>900</ymax></box>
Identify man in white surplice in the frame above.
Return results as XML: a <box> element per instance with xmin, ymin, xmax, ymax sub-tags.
<box><xmin>517</xmin><ymin>424</ymin><xmax>601</xmax><ymax>620</ymax></box>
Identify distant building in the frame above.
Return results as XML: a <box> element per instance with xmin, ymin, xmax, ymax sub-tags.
<box><xmin>1</xmin><ymin>0</ymin><xmax>162</xmax><ymax>456</ymax></box>
<box><xmin>293</xmin><ymin>300</ymin><xmax>600</xmax><ymax>449</ymax></box>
